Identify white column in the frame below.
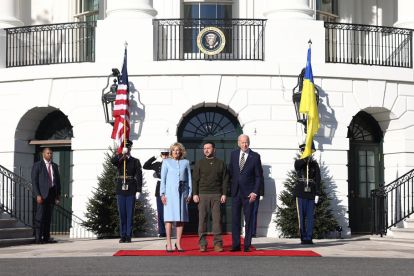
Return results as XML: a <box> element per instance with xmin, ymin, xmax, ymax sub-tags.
<box><xmin>394</xmin><ymin>0</ymin><xmax>414</xmax><ymax>29</ymax></box>
<box><xmin>0</xmin><ymin>0</ymin><xmax>23</xmax><ymax>28</ymax></box>
<box><xmin>106</xmin><ymin>0</ymin><xmax>158</xmax><ymax>20</ymax></box>
<box><xmin>264</xmin><ymin>0</ymin><xmax>314</xmax><ymax>20</ymax></box>
<box><xmin>0</xmin><ymin>0</ymin><xmax>23</xmax><ymax>68</ymax></box>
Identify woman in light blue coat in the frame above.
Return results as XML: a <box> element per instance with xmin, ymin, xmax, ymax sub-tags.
<box><xmin>160</xmin><ymin>142</ymin><xmax>192</xmax><ymax>252</ymax></box>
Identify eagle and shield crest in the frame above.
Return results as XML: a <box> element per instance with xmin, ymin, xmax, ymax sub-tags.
<box><xmin>197</xmin><ymin>27</ymin><xmax>226</xmax><ymax>56</ymax></box>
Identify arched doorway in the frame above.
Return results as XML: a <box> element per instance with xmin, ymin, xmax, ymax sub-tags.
<box><xmin>347</xmin><ymin>111</ymin><xmax>384</xmax><ymax>233</ymax></box>
<box><xmin>32</xmin><ymin>110</ymin><xmax>74</xmax><ymax>234</ymax></box>
<box><xmin>178</xmin><ymin>107</ymin><xmax>242</xmax><ymax>234</ymax></box>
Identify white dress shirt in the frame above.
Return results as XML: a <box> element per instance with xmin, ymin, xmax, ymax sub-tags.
<box><xmin>43</xmin><ymin>159</ymin><xmax>55</xmax><ymax>187</ymax></box>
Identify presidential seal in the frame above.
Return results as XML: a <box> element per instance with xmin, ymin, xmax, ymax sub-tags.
<box><xmin>197</xmin><ymin>27</ymin><xmax>226</xmax><ymax>56</ymax></box>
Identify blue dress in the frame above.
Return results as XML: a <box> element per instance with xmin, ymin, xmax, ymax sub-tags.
<box><xmin>160</xmin><ymin>159</ymin><xmax>192</xmax><ymax>222</ymax></box>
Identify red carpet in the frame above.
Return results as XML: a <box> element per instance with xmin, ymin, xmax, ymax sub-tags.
<box><xmin>113</xmin><ymin>235</ymin><xmax>321</xmax><ymax>257</ymax></box>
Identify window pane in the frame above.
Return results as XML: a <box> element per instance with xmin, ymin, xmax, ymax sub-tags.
<box><xmin>85</xmin><ymin>0</ymin><xmax>99</xmax><ymax>11</ymax></box>
<box><xmin>184</xmin><ymin>4</ymin><xmax>199</xmax><ymax>19</ymax></box>
<box><xmin>359</xmin><ymin>182</ymin><xmax>367</xmax><ymax>198</ymax></box>
<box><xmin>367</xmin><ymin>151</ymin><xmax>375</xmax><ymax>167</ymax></box>
<box><xmin>368</xmin><ymin>182</ymin><xmax>376</xmax><ymax>198</ymax></box>
<box><xmin>367</xmin><ymin>167</ymin><xmax>375</xmax><ymax>182</ymax></box>
<box><xmin>359</xmin><ymin>151</ymin><xmax>366</xmax><ymax>166</ymax></box>
<box><xmin>196</xmin><ymin>149</ymin><xmax>204</xmax><ymax>162</ymax></box>
<box><xmin>200</xmin><ymin>4</ymin><xmax>216</xmax><ymax>18</ymax></box>
<box><xmin>217</xmin><ymin>4</ymin><xmax>232</xmax><ymax>19</ymax></box>
<box><xmin>359</xmin><ymin>167</ymin><xmax>366</xmax><ymax>182</ymax></box>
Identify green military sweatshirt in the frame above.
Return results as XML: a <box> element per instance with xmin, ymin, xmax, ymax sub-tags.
<box><xmin>192</xmin><ymin>157</ymin><xmax>229</xmax><ymax>195</ymax></box>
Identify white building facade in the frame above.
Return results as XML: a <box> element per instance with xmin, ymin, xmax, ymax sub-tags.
<box><xmin>0</xmin><ymin>0</ymin><xmax>413</xmax><ymax>239</ymax></box>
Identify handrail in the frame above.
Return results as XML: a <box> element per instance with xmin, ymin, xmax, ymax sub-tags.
<box><xmin>325</xmin><ymin>22</ymin><xmax>413</xmax><ymax>68</ymax></box>
<box><xmin>371</xmin><ymin>168</ymin><xmax>414</xmax><ymax>236</ymax></box>
<box><xmin>5</xmin><ymin>21</ymin><xmax>97</xmax><ymax>68</ymax></box>
<box><xmin>0</xmin><ymin>164</ymin><xmax>84</xmax><ymax>235</ymax></box>
<box><xmin>154</xmin><ymin>18</ymin><xmax>267</xmax><ymax>61</ymax></box>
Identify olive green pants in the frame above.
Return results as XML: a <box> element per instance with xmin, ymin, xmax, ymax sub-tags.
<box><xmin>198</xmin><ymin>194</ymin><xmax>222</xmax><ymax>246</ymax></box>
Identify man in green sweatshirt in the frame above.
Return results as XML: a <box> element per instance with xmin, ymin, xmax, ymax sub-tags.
<box><xmin>192</xmin><ymin>141</ymin><xmax>229</xmax><ymax>252</ymax></box>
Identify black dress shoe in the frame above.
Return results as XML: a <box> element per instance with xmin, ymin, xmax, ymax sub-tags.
<box><xmin>126</xmin><ymin>237</ymin><xmax>132</xmax><ymax>243</ymax></box>
<box><xmin>159</xmin><ymin>233</ymin><xmax>166</xmax><ymax>238</ymax></box>
<box><xmin>35</xmin><ymin>239</ymin><xmax>42</xmax><ymax>244</ymax></box>
<box><xmin>301</xmin><ymin>240</ymin><xmax>307</xmax><ymax>244</ymax></box>
<box><xmin>252</xmin><ymin>234</ymin><xmax>258</xmax><ymax>238</ymax></box>
<box><xmin>119</xmin><ymin>237</ymin><xmax>126</xmax><ymax>243</ymax></box>
<box><xmin>244</xmin><ymin>246</ymin><xmax>251</xmax><ymax>252</ymax></box>
<box><xmin>307</xmin><ymin>240</ymin><xmax>314</xmax><ymax>244</ymax></box>
<box><xmin>228</xmin><ymin>246</ymin><xmax>241</xmax><ymax>252</ymax></box>
<box><xmin>43</xmin><ymin>239</ymin><xmax>57</xmax><ymax>244</ymax></box>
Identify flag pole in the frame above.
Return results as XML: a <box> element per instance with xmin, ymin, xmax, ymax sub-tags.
<box><xmin>123</xmin><ymin>41</ymin><xmax>128</xmax><ymax>185</ymax></box>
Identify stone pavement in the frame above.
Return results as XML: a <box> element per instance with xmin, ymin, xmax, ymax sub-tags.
<box><xmin>0</xmin><ymin>235</ymin><xmax>413</xmax><ymax>259</ymax></box>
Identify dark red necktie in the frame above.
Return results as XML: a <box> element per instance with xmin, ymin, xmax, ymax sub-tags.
<box><xmin>47</xmin><ymin>162</ymin><xmax>52</xmax><ymax>188</ymax></box>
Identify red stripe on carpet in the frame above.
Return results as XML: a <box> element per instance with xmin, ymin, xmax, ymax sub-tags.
<box><xmin>113</xmin><ymin>235</ymin><xmax>321</xmax><ymax>257</ymax></box>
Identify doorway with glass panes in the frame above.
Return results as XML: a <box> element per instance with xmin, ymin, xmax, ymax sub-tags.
<box><xmin>347</xmin><ymin>111</ymin><xmax>384</xmax><ymax>233</ymax></box>
<box><xmin>178</xmin><ymin>106</ymin><xmax>242</xmax><ymax>234</ymax></box>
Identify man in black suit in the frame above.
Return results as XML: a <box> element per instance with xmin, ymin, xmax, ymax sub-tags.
<box><xmin>228</xmin><ymin>134</ymin><xmax>263</xmax><ymax>252</ymax></box>
<box><xmin>31</xmin><ymin>148</ymin><xmax>61</xmax><ymax>244</ymax></box>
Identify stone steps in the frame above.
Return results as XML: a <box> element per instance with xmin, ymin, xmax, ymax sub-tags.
<box><xmin>392</xmin><ymin>228</ymin><xmax>414</xmax><ymax>239</ymax></box>
<box><xmin>0</xmin><ymin>218</ymin><xmax>19</xmax><ymax>228</ymax></box>
<box><xmin>0</xmin><ymin>209</ymin><xmax>34</xmax><ymax>247</ymax></box>
<box><xmin>0</xmin><ymin>228</ymin><xmax>33</xmax><ymax>239</ymax></box>
<box><xmin>0</xmin><ymin>238</ymin><xmax>35</xmax><ymax>248</ymax></box>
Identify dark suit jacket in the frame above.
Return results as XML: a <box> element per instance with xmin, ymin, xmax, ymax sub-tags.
<box><xmin>111</xmin><ymin>153</ymin><xmax>143</xmax><ymax>196</ymax></box>
<box><xmin>31</xmin><ymin>160</ymin><xmax>61</xmax><ymax>199</ymax></box>
<box><xmin>228</xmin><ymin>149</ymin><xmax>263</xmax><ymax>198</ymax></box>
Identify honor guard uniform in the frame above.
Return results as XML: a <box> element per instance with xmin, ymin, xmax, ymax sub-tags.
<box><xmin>111</xmin><ymin>140</ymin><xmax>143</xmax><ymax>243</ymax></box>
<box><xmin>293</xmin><ymin>143</ymin><xmax>321</xmax><ymax>244</ymax></box>
<box><xmin>143</xmin><ymin>150</ymin><xmax>169</xmax><ymax>238</ymax></box>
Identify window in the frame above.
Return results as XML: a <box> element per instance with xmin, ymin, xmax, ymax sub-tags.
<box><xmin>183</xmin><ymin>2</ymin><xmax>233</xmax><ymax>55</ymax></box>
<box><xmin>312</xmin><ymin>0</ymin><xmax>339</xmax><ymax>22</ymax></box>
<box><xmin>184</xmin><ymin>2</ymin><xmax>232</xmax><ymax>19</ymax></box>
<box><xmin>75</xmin><ymin>0</ymin><xmax>99</xmax><ymax>22</ymax></box>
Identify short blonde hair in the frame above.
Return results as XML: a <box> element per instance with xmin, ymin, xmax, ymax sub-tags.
<box><xmin>169</xmin><ymin>142</ymin><xmax>187</xmax><ymax>160</ymax></box>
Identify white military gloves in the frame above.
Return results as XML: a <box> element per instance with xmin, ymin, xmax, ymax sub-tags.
<box><xmin>315</xmin><ymin>195</ymin><xmax>319</xmax><ymax>204</ymax></box>
<box><xmin>136</xmin><ymin>192</ymin><xmax>141</xmax><ymax>200</ymax></box>
<box><xmin>122</xmin><ymin>148</ymin><xmax>129</xmax><ymax>154</ymax></box>
<box><xmin>260</xmin><ymin>196</ymin><xmax>264</xmax><ymax>201</ymax></box>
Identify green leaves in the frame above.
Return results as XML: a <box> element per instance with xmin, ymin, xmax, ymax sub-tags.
<box><xmin>275</xmin><ymin>154</ymin><xmax>338</xmax><ymax>239</ymax></box>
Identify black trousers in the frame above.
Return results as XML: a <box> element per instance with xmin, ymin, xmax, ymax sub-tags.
<box><xmin>35</xmin><ymin>187</ymin><xmax>56</xmax><ymax>241</ymax></box>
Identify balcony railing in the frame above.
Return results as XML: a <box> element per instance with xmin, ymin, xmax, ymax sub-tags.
<box><xmin>154</xmin><ymin>19</ymin><xmax>266</xmax><ymax>61</ymax></box>
<box><xmin>325</xmin><ymin>22</ymin><xmax>413</xmax><ymax>68</ymax></box>
<box><xmin>5</xmin><ymin>21</ymin><xmax>97</xmax><ymax>68</ymax></box>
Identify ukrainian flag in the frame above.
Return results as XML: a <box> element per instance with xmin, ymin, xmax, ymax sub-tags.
<box><xmin>299</xmin><ymin>47</ymin><xmax>319</xmax><ymax>159</ymax></box>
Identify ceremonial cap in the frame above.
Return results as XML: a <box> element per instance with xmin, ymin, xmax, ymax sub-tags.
<box><xmin>126</xmin><ymin>140</ymin><xmax>133</xmax><ymax>148</ymax></box>
<box><xmin>161</xmin><ymin>149</ymin><xmax>169</xmax><ymax>156</ymax></box>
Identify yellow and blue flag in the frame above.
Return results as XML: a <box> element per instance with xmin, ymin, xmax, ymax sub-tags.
<box><xmin>299</xmin><ymin>47</ymin><xmax>319</xmax><ymax>159</ymax></box>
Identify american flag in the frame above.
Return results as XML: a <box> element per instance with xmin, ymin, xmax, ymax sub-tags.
<box><xmin>111</xmin><ymin>48</ymin><xmax>130</xmax><ymax>154</ymax></box>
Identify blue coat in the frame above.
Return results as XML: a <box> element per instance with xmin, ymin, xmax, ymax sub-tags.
<box><xmin>160</xmin><ymin>159</ymin><xmax>192</xmax><ymax>222</ymax></box>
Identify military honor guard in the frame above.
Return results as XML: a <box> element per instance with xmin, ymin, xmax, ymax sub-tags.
<box><xmin>143</xmin><ymin>150</ymin><xmax>169</xmax><ymax>238</ymax></box>
<box><xmin>111</xmin><ymin>140</ymin><xmax>143</xmax><ymax>243</ymax></box>
<box><xmin>294</xmin><ymin>143</ymin><xmax>321</xmax><ymax>244</ymax></box>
